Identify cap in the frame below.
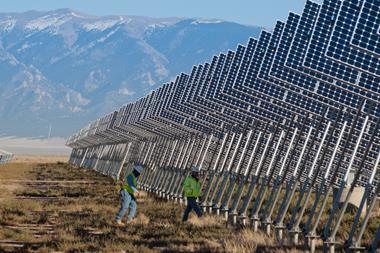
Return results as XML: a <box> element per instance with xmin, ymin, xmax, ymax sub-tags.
<box><xmin>191</xmin><ymin>165</ymin><xmax>200</xmax><ymax>173</ymax></box>
<box><xmin>134</xmin><ymin>165</ymin><xmax>144</xmax><ymax>174</ymax></box>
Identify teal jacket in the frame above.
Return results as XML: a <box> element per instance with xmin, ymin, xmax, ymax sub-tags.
<box><xmin>123</xmin><ymin>173</ymin><xmax>138</xmax><ymax>196</ymax></box>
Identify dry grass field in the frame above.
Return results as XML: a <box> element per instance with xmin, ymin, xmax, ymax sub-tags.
<box><xmin>10</xmin><ymin>155</ymin><xmax>69</xmax><ymax>164</ymax></box>
<box><xmin>0</xmin><ymin>162</ymin><xmax>377</xmax><ymax>252</ymax></box>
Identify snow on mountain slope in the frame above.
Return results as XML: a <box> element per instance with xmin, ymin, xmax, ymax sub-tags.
<box><xmin>82</xmin><ymin>17</ymin><xmax>128</xmax><ymax>31</ymax></box>
<box><xmin>0</xmin><ymin>9</ymin><xmax>262</xmax><ymax>137</ymax></box>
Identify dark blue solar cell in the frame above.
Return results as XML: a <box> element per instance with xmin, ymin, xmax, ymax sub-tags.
<box><xmin>213</xmin><ymin>39</ymin><xmax>296</xmax><ymax>122</ymax></box>
<box><xmin>299</xmin><ymin>0</ymin><xmax>380</xmax><ymax>100</ymax></box>
<box><xmin>303</xmin><ymin>0</ymin><xmax>362</xmax><ymax>84</ymax></box>
<box><xmin>326</xmin><ymin>0</ymin><xmax>380</xmax><ymax>76</ymax></box>
<box><xmin>267</xmin><ymin>9</ymin><xmax>363</xmax><ymax>111</ymax></box>
<box><xmin>272</xmin><ymin>0</ymin><xmax>380</xmax><ymax>114</ymax></box>
<box><xmin>204</xmin><ymin>43</ymin><xmax>288</xmax><ymax>124</ymax></box>
<box><xmin>116</xmin><ymin>0</ymin><xmax>380</xmax><ymax>138</ymax></box>
<box><xmin>162</xmin><ymin>69</ymin><xmax>225</xmax><ymax>131</ymax></box>
<box><xmin>180</xmin><ymin>59</ymin><xmax>233</xmax><ymax>127</ymax></box>
<box><xmin>190</xmin><ymin>54</ymin><xmax>256</xmax><ymax>125</ymax></box>
<box><xmin>179</xmin><ymin>54</ymin><xmax>250</xmax><ymax>127</ymax></box>
<box><xmin>211</xmin><ymin>20</ymin><xmax>324</xmax><ymax>119</ymax></box>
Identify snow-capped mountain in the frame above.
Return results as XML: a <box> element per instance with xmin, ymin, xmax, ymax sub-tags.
<box><xmin>0</xmin><ymin>9</ymin><xmax>262</xmax><ymax>137</ymax></box>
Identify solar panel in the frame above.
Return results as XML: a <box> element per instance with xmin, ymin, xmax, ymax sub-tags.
<box><xmin>202</xmin><ymin>41</ymin><xmax>307</xmax><ymax>126</ymax></box>
<box><xmin>350</xmin><ymin>0</ymin><xmax>380</xmax><ymax>57</ymax></box>
<box><xmin>129</xmin><ymin>60</ymin><xmax>266</xmax><ymax>137</ymax></box>
<box><xmin>256</xmin><ymin>20</ymin><xmax>327</xmax><ymax>115</ymax></box>
<box><xmin>220</xmin><ymin>33</ymin><xmax>312</xmax><ymax>120</ymax></box>
<box><xmin>164</xmin><ymin>68</ymin><xmax>226</xmax><ymax>131</ymax></box>
<box><xmin>118</xmin><ymin>88</ymin><xmax>184</xmax><ymax>137</ymax></box>
<box><xmin>267</xmin><ymin>1</ymin><xmax>380</xmax><ymax>116</ymax></box>
<box><xmin>326</xmin><ymin>0</ymin><xmax>380</xmax><ymax>76</ymax></box>
<box><xmin>0</xmin><ymin>150</ymin><xmax>13</xmax><ymax>164</ymax></box>
<box><xmin>202</xmin><ymin>50</ymin><xmax>260</xmax><ymax>123</ymax></box>
<box><xmin>66</xmin><ymin>0</ymin><xmax>380</xmax><ymax>186</ymax></box>
<box><xmin>206</xmin><ymin>47</ymin><xmax>286</xmax><ymax>124</ymax></box>
<box><xmin>145</xmin><ymin>82</ymin><xmax>192</xmax><ymax>133</ymax></box>
<box><xmin>187</xmin><ymin>53</ymin><xmax>249</xmax><ymax>126</ymax></box>
<box><xmin>228</xmin><ymin>20</ymin><xmax>333</xmax><ymax>117</ymax></box>
<box><xmin>180</xmin><ymin>56</ymin><xmax>244</xmax><ymax>128</ymax></box>
<box><xmin>130</xmin><ymin>95</ymin><xmax>176</xmax><ymax>137</ymax></box>
<box><xmin>176</xmin><ymin>52</ymin><xmax>266</xmax><ymax>135</ymax></box>
<box><xmin>303</xmin><ymin>0</ymin><xmax>360</xmax><ymax>81</ymax></box>
<box><xmin>301</xmin><ymin>0</ymin><xmax>380</xmax><ymax>104</ymax></box>
<box><xmin>128</xmin><ymin>71</ymin><xmax>224</xmax><ymax>135</ymax></box>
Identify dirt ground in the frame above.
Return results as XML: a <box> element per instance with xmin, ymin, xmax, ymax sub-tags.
<box><xmin>0</xmin><ymin>162</ymin><xmax>376</xmax><ymax>252</ymax></box>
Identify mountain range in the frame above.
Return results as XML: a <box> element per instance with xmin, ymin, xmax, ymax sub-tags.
<box><xmin>0</xmin><ymin>9</ymin><xmax>262</xmax><ymax>137</ymax></box>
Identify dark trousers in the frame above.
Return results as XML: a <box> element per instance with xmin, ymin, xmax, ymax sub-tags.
<box><xmin>182</xmin><ymin>197</ymin><xmax>203</xmax><ymax>221</ymax></box>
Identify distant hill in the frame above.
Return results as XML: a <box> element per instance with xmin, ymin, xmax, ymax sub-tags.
<box><xmin>0</xmin><ymin>9</ymin><xmax>262</xmax><ymax>137</ymax></box>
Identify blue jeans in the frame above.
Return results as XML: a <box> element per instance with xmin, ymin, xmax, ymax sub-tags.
<box><xmin>116</xmin><ymin>189</ymin><xmax>137</xmax><ymax>222</ymax></box>
<box><xmin>182</xmin><ymin>197</ymin><xmax>203</xmax><ymax>221</ymax></box>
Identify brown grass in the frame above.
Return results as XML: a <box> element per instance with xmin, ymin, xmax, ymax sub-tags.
<box><xmin>11</xmin><ymin>155</ymin><xmax>69</xmax><ymax>164</ymax></box>
<box><xmin>131</xmin><ymin>213</ymin><xmax>151</xmax><ymax>226</ymax></box>
<box><xmin>0</xmin><ymin>162</ymin><xmax>378</xmax><ymax>253</ymax></box>
<box><xmin>188</xmin><ymin>214</ymin><xmax>223</xmax><ymax>227</ymax></box>
<box><xmin>223</xmin><ymin>229</ymin><xmax>265</xmax><ymax>253</ymax></box>
<box><xmin>0</xmin><ymin>163</ymin><xmax>35</xmax><ymax>180</ymax></box>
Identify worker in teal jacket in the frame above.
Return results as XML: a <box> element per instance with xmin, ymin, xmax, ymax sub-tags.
<box><xmin>182</xmin><ymin>165</ymin><xmax>203</xmax><ymax>221</ymax></box>
<box><xmin>116</xmin><ymin>164</ymin><xmax>144</xmax><ymax>226</ymax></box>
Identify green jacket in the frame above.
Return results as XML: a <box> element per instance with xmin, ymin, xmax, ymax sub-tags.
<box><xmin>183</xmin><ymin>176</ymin><xmax>201</xmax><ymax>198</ymax></box>
<box><xmin>123</xmin><ymin>173</ymin><xmax>138</xmax><ymax>196</ymax></box>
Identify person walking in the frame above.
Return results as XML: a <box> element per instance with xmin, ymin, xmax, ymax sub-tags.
<box><xmin>182</xmin><ymin>165</ymin><xmax>203</xmax><ymax>222</ymax></box>
<box><xmin>115</xmin><ymin>164</ymin><xmax>144</xmax><ymax>226</ymax></box>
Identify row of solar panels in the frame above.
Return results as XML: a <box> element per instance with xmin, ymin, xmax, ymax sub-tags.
<box><xmin>0</xmin><ymin>150</ymin><xmax>13</xmax><ymax>164</ymax></box>
<box><xmin>67</xmin><ymin>0</ymin><xmax>380</xmax><ymax>185</ymax></box>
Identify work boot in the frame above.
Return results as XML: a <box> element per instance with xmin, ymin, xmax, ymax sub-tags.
<box><xmin>116</xmin><ymin>220</ymin><xmax>125</xmax><ymax>226</ymax></box>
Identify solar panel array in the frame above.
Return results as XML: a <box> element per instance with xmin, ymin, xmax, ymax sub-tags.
<box><xmin>0</xmin><ymin>149</ymin><xmax>13</xmax><ymax>164</ymax></box>
<box><xmin>67</xmin><ymin>0</ymin><xmax>380</xmax><ymax>251</ymax></box>
<box><xmin>68</xmin><ymin>0</ymin><xmax>379</xmax><ymax>183</ymax></box>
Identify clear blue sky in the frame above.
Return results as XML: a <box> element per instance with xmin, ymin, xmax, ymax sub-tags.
<box><xmin>1</xmin><ymin>0</ymin><xmax>322</xmax><ymax>28</ymax></box>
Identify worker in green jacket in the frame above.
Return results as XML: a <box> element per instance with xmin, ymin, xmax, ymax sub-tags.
<box><xmin>116</xmin><ymin>164</ymin><xmax>144</xmax><ymax>226</ymax></box>
<box><xmin>182</xmin><ymin>165</ymin><xmax>203</xmax><ymax>221</ymax></box>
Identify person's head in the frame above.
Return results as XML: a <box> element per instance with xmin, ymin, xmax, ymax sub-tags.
<box><xmin>191</xmin><ymin>165</ymin><xmax>200</xmax><ymax>178</ymax></box>
<box><xmin>133</xmin><ymin>165</ymin><xmax>144</xmax><ymax>178</ymax></box>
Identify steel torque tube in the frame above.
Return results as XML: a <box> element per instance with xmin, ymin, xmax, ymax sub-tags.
<box><xmin>149</xmin><ymin>138</ymin><xmax>176</xmax><ymax>192</ymax></box>
<box><xmin>152</xmin><ymin>137</ymin><xmax>179</xmax><ymax>193</ymax></box>
<box><xmin>158</xmin><ymin>134</ymin><xmax>190</xmax><ymax>196</ymax></box>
